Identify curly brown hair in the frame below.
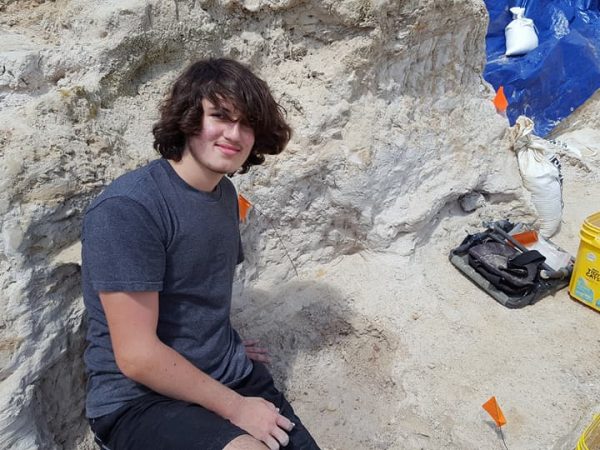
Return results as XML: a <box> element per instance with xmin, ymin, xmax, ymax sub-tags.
<box><xmin>152</xmin><ymin>58</ymin><xmax>292</xmax><ymax>174</ymax></box>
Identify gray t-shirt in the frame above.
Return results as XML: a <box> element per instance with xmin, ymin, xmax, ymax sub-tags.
<box><xmin>81</xmin><ymin>158</ymin><xmax>252</xmax><ymax>418</ymax></box>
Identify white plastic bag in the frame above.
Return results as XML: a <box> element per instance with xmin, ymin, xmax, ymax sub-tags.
<box><xmin>505</xmin><ymin>7</ymin><xmax>539</xmax><ymax>56</ymax></box>
<box><xmin>510</xmin><ymin>116</ymin><xmax>563</xmax><ymax>237</ymax></box>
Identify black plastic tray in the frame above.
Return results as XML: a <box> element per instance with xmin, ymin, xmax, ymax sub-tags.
<box><xmin>449</xmin><ymin>250</ymin><xmax>570</xmax><ymax>309</ymax></box>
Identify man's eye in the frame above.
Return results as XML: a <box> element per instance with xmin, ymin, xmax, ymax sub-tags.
<box><xmin>211</xmin><ymin>112</ymin><xmax>236</xmax><ymax>122</ymax></box>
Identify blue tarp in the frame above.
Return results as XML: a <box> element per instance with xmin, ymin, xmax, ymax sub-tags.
<box><xmin>484</xmin><ymin>1</ymin><xmax>600</xmax><ymax>136</ymax></box>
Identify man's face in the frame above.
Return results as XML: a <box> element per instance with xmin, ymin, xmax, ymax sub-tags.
<box><xmin>184</xmin><ymin>98</ymin><xmax>255</xmax><ymax>177</ymax></box>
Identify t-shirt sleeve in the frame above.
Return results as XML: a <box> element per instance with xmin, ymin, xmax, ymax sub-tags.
<box><xmin>82</xmin><ymin>196</ymin><xmax>166</xmax><ymax>292</ymax></box>
<box><xmin>237</xmin><ymin>235</ymin><xmax>244</xmax><ymax>265</ymax></box>
<box><xmin>233</xmin><ymin>186</ymin><xmax>244</xmax><ymax>265</ymax></box>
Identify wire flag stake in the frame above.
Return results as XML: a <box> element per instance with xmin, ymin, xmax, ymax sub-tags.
<box><xmin>482</xmin><ymin>396</ymin><xmax>509</xmax><ymax>450</ymax></box>
<box><xmin>238</xmin><ymin>193</ymin><xmax>299</xmax><ymax>277</ymax></box>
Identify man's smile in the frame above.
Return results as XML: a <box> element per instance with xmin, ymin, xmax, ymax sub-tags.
<box><xmin>216</xmin><ymin>143</ymin><xmax>242</xmax><ymax>155</ymax></box>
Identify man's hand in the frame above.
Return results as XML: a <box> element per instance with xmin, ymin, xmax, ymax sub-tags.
<box><xmin>243</xmin><ymin>339</ymin><xmax>271</xmax><ymax>364</ymax></box>
<box><xmin>229</xmin><ymin>396</ymin><xmax>294</xmax><ymax>450</ymax></box>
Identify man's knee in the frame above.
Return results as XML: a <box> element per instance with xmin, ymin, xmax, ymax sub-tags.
<box><xmin>223</xmin><ymin>434</ymin><xmax>269</xmax><ymax>450</ymax></box>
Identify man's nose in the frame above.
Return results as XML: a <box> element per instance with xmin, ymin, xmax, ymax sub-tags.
<box><xmin>224</xmin><ymin>121</ymin><xmax>242</xmax><ymax>141</ymax></box>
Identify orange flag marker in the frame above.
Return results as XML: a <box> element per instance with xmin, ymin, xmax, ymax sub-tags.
<box><xmin>482</xmin><ymin>396</ymin><xmax>507</xmax><ymax>427</ymax></box>
<box><xmin>493</xmin><ymin>86</ymin><xmax>509</xmax><ymax>113</ymax></box>
<box><xmin>238</xmin><ymin>194</ymin><xmax>252</xmax><ymax>223</ymax></box>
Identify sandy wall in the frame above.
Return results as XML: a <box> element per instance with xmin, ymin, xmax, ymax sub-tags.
<box><xmin>0</xmin><ymin>1</ymin><xmax>535</xmax><ymax>448</ymax></box>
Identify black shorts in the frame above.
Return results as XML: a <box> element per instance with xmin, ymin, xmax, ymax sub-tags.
<box><xmin>89</xmin><ymin>362</ymin><xmax>320</xmax><ymax>450</ymax></box>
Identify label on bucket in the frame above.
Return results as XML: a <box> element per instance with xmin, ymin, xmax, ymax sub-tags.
<box><xmin>586</xmin><ymin>267</ymin><xmax>600</xmax><ymax>282</ymax></box>
<box><xmin>574</xmin><ymin>278</ymin><xmax>594</xmax><ymax>303</ymax></box>
<box><xmin>587</xmin><ymin>251</ymin><xmax>597</xmax><ymax>262</ymax></box>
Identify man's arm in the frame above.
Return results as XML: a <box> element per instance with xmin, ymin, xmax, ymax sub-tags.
<box><xmin>100</xmin><ymin>291</ymin><xmax>293</xmax><ymax>449</ymax></box>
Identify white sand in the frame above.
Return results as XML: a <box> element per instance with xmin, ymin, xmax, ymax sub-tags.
<box><xmin>233</xmin><ymin>149</ymin><xmax>600</xmax><ymax>449</ymax></box>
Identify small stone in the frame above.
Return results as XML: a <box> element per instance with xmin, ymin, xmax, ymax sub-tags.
<box><xmin>459</xmin><ymin>192</ymin><xmax>485</xmax><ymax>212</ymax></box>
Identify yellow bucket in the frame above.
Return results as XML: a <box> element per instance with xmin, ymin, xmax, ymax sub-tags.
<box><xmin>576</xmin><ymin>414</ymin><xmax>600</xmax><ymax>450</ymax></box>
<box><xmin>569</xmin><ymin>212</ymin><xmax>600</xmax><ymax>312</ymax></box>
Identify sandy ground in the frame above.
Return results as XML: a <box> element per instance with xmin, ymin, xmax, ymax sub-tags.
<box><xmin>233</xmin><ymin>149</ymin><xmax>600</xmax><ymax>450</ymax></box>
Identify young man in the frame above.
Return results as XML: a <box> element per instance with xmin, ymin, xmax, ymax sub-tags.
<box><xmin>82</xmin><ymin>58</ymin><xmax>320</xmax><ymax>450</ymax></box>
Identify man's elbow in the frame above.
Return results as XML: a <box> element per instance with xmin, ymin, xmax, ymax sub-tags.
<box><xmin>115</xmin><ymin>355</ymin><xmax>144</xmax><ymax>380</ymax></box>
<box><xmin>114</xmin><ymin>342</ymin><xmax>157</xmax><ymax>381</ymax></box>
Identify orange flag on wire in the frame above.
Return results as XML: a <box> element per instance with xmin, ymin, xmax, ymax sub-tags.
<box><xmin>493</xmin><ymin>86</ymin><xmax>509</xmax><ymax>113</ymax></box>
<box><xmin>482</xmin><ymin>396</ymin><xmax>507</xmax><ymax>427</ymax></box>
<box><xmin>238</xmin><ymin>194</ymin><xmax>252</xmax><ymax>223</ymax></box>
